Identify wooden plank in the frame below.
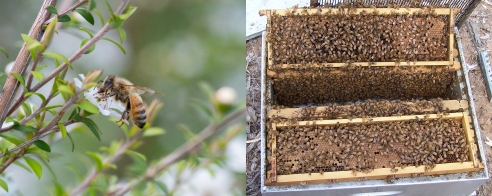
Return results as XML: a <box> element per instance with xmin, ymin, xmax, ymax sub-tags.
<box><xmin>266</xmin><ymin>162</ymin><xmax>481</xmax><ymax>186</ymax></box>
<box><xmin>259</xmin><ymin>8</ymin><xmax>453</xmax><ymax>17</ymax></box>
<box><xmin>274</xmin><ymin>113</ymin><xmax>463</xmax><ymax>127</ymax></box>
<box><xmin>273</xmin><ymin>61</ymin><xmax>452</xmax><ymax>69</ymax></box>
<box><xmin>270</xmin><ymin>124</ymin><xmax>277</xmax><ymax>182</ymax></box>
<box><xmin>268</xmin><ymin>100</ymin><xmax>468</xmax><ymax>119</ymax></box>
<box><xmin>267</xmin><ymin>61</ymin><xmax>460</xmax><ymax>79</ymax></box>
<box><xmin>461</xmin><ymin>112</ymin><xmax>478</xmax><ymax>168</ymax></box>
<box><xmin>449</xmin><ymin>9</ymin><xmax>455</xmax><ymax>65</ymax></box>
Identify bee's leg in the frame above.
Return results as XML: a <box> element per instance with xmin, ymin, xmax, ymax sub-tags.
<box><xmin>116</xmin><ymin>100</ymin><xmax>131</xmax><ymax>127</ymax></box>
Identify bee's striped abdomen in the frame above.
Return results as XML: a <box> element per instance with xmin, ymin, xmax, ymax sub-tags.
<box><xmin>129</xmin><ymin>94</ymin><xmax>146</xmax><ymax>128</ymax></box>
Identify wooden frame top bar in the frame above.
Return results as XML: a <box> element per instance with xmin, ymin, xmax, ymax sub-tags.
<box><xmin>267</xmin><ymin>99</ymin><xmax>468</xmax><ymax>119</ymax></box>
<box><xmin>260</xmin><ymin>8</ymin><xmax>460</xmax><ymax>16</ymax></box>
<box><xmin>275</xmin><ymin>112</ymin><xmax>463</xmax><ymax>127</ymax></box>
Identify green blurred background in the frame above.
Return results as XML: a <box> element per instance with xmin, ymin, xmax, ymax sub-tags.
<box><xmin>0</xmin><ymin>0</ymin><xmax>245</xmax><ymax>195</ymax></box>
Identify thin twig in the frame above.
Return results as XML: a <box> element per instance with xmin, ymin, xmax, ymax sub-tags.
<box><xmin>4</xmin><ymin>0</ymin><xmax>128</xmax><ymax>121</ymax></box>
<box><xmin>114</xmin><ymin>107</ymin><xmax>246</xmax><ymax>196</ymax></box>
<box><xmin>70</xmin><ymin>133</ymin><xmax>141</xmax><ymax>196</ymax></box>
<box><xmin>0</xmin><ymin>92</ymin><xmax>56</xmax><ymax>133</ymax></box>
<box><xmin>0</xmin><ymin>0</ymin><xmax>57</xmax><ymax>133</ymax></box>
<box><xmin>43</xmin><ymin>0</ymin><xmax>89</xmax><ymax>25</ymax></box>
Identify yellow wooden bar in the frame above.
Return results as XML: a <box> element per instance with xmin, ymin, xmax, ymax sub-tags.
<box><xmin>259</xmin><ymin>8</ymin><xmax>453</xmax><ymax>17</ymax></box>
<box><xmin>274</xmin><ymin>113</ymin><xmax>463</xmax><ymax>127</ymax></box>
<box><xmin>266</xmin><ymin>162</ymin><xmax>482</xmax><ymax>186</ymax></box>
<box><xmin>267</xmin><ymin>100</ymin><xmax>468</xmax><ymax>119</ymax></box>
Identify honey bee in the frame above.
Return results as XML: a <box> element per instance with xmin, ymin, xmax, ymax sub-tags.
<box><xmin>96</xmin><ymin>75</ymin><xmax>160</xmax><ymax>128</ymax></box>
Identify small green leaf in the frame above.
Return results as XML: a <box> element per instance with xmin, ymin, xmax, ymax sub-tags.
<box><xmin>31</xmin><ymin>71</ymin><xmax>44</xmax><ymax>82</ymax></box>
<box><xmin>108</xmin><ymin>14</ymin><xmax>123</xmax><ymax>29</ymax></box>
<box><xmin>68</xmin><ymin>107</ymin><xmax>81</xmax><ymax>121</ymax></box>
<box><xmin>0</xmin><ymin>46</ymin><xmax>9</xmax><ymax>58</ymax></box>
<box><xmin>80</xmin><ymin>39</ymin><xmax>96</xmax><ymax>54</ymax></box>
<box><xmin>120</xmin><ymin>6</ymin><xmax>137</xmax><ymax>20</ymax></box>
<box><xmin>26</xmin><ymin>147</ymin><xmax>49</xmax><ymax>162</ymax></box>
<box><xmin>86</xmin><ymin>152</ymin><xmax>103</xmax><ymax>170</ymax></box>
<box><xmin>21</xmin><ymin>34</ymin><xmax>44</xmax><ymax>61</ymax></box>
<box><xmin>75</xmin><ymin>9</ymin><xmax>95</xmax><ymax>25</ymax></box>
<box><xmin>58</xmin><ymin>15</ymin><xmax>71</xmax><ymax>22</ymax></box>
<box><xmin>13</xmin><ymin>161</ymin><xmax>32</xmax><ymax>173</ymax></box>
<box><xmin>25</xmin><ymin>92</ymin><xmax>47</xmax><ymax>103</ymax></box>
<box><xmin>66</xmin><ymin>132</ymin><xmax>75</xmax><ymax>152</ymax></box>
<box><xmin>81</xmin><ymin>118</ymin><xmax>101</xmax><ymax>141</ymax></box>
<box><xmin>143</xmin><ymin>127</ymin><xmax>165</xmax><ymax>138</ymax></box>
<box><xmin>153</xmin><ymin>180</ymin><xmax>168</xmax><ymax>195</ymax></box>
<box><xmin>102</xmin><ymin>37</ymin><xmax>126</xmax><ymax>54</ymax></box>
<box><xmin>126</xmin><ymin>150</ymin><xmax>147</xmax><ymax>162</ymax></box>
<box><xmin>46</xmin><ymin>5</ymin><xmax>58</xmax><ymax>14</ymax></box>
<box><xmin>58</xmin><ymin>122</ymin><xmax>67</xmax><ymax>140</ymax></box>
<box><xmin>43</xmin><ymin>51</ymin><xmax>72</xmax><ymax>69</ymax></box>
<box><xmin>11</xmin><ymin>72</ymin><xmax>27</xmax><ymax>92</ymax></box>
<box><xmin>117</xmin><ymin>27</ymin><xmax>126</xmax><ymax>43</ymax></box>
<box><xmin>88</xmin><ymin>0</ymin><xmax>97</xmax><ymax>11</ymax></box>
<box><xmin>43</xmin><ymin>16</ymin><xmax>57</xmax><ymax>46</ymax></box>
<box><xmin>0</xmin><ymin>178</ymin><xmax>8</xmax><ymax>192</ymax></box>
<box><xmin>42</xmin><ymin>104</ymin><xmax>63</xmax><ymax>111</ymax></box>
<box><xmin>12</xmin><ymin>124</ymin><xmax>38</xmax><ymax>133</ymax></box>
<box><xmin>75</xmin><ymin>100</ymin><xmax>100</xmax><ymax>114</ymax></box>
<box><xmin>24</xmin><ymin>157</ymin><xmax>43</xmax><ymax>179</ymax></box>
<box><xmin>58</xmin><ymin>85</ymin><xmax>74</xmax><ymax>95</ymax></box>
<box><xmin>79</xmin><ymin>27</ymin><xmax>94</xmax><ymax>38</ymax></box>
<box><xmin>21</xmin><ymin>102</ymin><xmax>32</xmax><ymax>116</ymax></box>
<box><xmin>93</xmin><ymin>8</ymin><xmax>105</xmax><ymax>27</ymax></box>
<box><xmin>3</xmin><ymin>137</ymin><xmax>21</xmax><ymax>145</ymax></box>
<box><xmin>33</xmin><ymin>140</ymin><xmax>51</xmax><ymax>152</ymax></box>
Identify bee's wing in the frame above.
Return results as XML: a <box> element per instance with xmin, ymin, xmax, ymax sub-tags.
<box><xmin>123</xmin><ymin>85</ymin><xmax>163</xmax><ymax>95</ymax></box>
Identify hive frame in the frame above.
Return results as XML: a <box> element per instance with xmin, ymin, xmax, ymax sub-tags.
<box><xmin>261</xmin><ymin>8</ymin><xmax>459</xmax><ymax>69</ymax></box>
<box><xmin>266</xmin><ymin>112</ymin><xmax>483</xmax><ymax>186</ymax></box>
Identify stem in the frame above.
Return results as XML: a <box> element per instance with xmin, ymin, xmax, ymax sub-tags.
<box><xmin>114</xmin><ymin>107</ymin><xmax>246</xmax><ymax>196</ymax></box>
<box><xmin>70</xmin><ymin>134</ymin><xmax>140</xmax><ymax>196</ymax></box>
<box><xmin>0</xmin><ymin>149</ymin><xmax>25</xmax><ymax>174</ymax></box>
<box><xmin>4</xmin><ymin>0</ymin><xmax>129</xmax><ymax>122</ymax></box>
<box><xmin>0</xmin><ymin>0</ymin><xmax>57</xmax><ymax>134</ymax></box>
<box><xmin>43</xmin><ymin>0</ymin><xmax>89</xmax><ymax>25</ymax></box>
<box><xmin>0</xmin><ymin>85</ymin><xmax>83</xmax><ymax>158</ymax></box>
<box><xmin>0</xmin><ymin>93</ymin><xmax>56</xmax><ymax>133</ymax></box>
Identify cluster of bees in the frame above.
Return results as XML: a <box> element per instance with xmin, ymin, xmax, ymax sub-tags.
<box><xmin>268</xmin><ymin>8</ymin><xmax>448</xmax><ymax>65</ymax></box>
<box><xmin>275</xmin><ymin>118</ymin><xmax>468</xmax><ymax>175</ymax></box>
<box><xmin>292</xmin><ymin>98</ymin><xmax>444</xmax><ymax>121</ymax></box>
<box><xmin>272</xmin><ymin>66</ymin><xmax>456</xmax><ymax>106</ymax></box>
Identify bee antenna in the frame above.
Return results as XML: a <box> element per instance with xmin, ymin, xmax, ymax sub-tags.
<box><xmin>98</xmin><ymin>80</ymin><xmax>103</xmax><ymax>84</ymax></box>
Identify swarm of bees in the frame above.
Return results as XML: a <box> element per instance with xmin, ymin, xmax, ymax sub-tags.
<box><xmin>268</xmin><ymin>8</ymin><xmax>448</xmax><ymax>65</ymax></box>
<box><xmin>96</xmin><ymin>75</ymin><xmax>160</xmax><ymax>128</ymax></box>
<box><xmin>272</xmin><ymin>66</ymin><xmax>456</xmax><ymax>106</ymax></box>
<box><xmin>275</xmin><ymin>118</ymin><xmax>469</xmax><ymax>175</ymax></box>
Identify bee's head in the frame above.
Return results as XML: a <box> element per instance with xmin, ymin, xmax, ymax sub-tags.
<box><xmin>97</xmin><ymin>75</ymin><xmax>116</xmax><ymax>93</ymax></box>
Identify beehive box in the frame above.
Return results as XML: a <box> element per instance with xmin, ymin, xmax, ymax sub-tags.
<box><xmin>260</xmin><ymin>7</ymin><xmax>486</xmax><ymax>189</ymax></box>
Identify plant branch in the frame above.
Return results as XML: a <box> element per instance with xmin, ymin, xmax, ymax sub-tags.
<box><xmin>113</xmin><ymin>107</ymin><xmax>246</xmax><ymax>196</ymax></box>
<box><xmin>0</xmin><ymin>0</ymin><xmax>57</xmax><ymax>133</ymax></box>
<box><xmin>44</xmin><ymin>0</ymin><xmax>89</xmax><ymax>25</ymax></box>
<box><xmin>70</xmin><ymin>132</ymin><xmax>141</xmax><ymax>196</ymax></box>
<box><xmin>0</xmin><ymin>87</ymin><xmax>84</xmax><ymax>158</ymax></box>
<box><xmin>0</xmin><ymin>149</ymin><xmax>26</xmax><ymax>174</ymax></box>
<box><xmin>0</xmin><ymin>92</ymin><xmax>56</xmax><ymax>133</ymax></box>
<box><xmin>4</xmin><ymin>0</ymin><xmax>129</xmax><ymax>121</ymax></box>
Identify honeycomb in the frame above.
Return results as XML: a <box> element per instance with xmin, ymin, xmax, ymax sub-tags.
<box><xmin>272</xmin><ymin>66</ymin><xmax>456</xmax><ymax>106</ymax></box>
<box><xmin>268</xmin><ymin>9</ymin><xmax>449</xmax><ymax>65</ymax></box>
<box><xmin>275</xmin><ymin>118</ymin><xmax>469</xmax><ymax>175</ymax></box>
